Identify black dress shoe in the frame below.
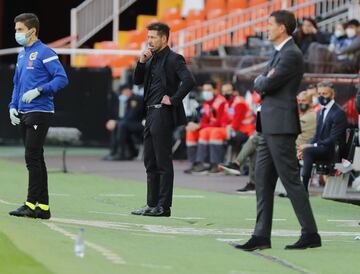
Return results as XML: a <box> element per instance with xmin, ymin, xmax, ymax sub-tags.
<box><xmin>232</xmin><ymin>235</ymin><xmax>271</xmax><ymax>251</ymax></box>
<box><xmin>35</xmin><ymin>207</ymin><xmax>51</xmax><ymax>219</ymax></box>
<box><xmin>143</xmin><ymin>206</ymin><xmax>171</xmax><ymax>217</ymax></box>
<box><xmin>285</xmin><ymin>233</ymin><xmax>321</xmax><ymax>250</ymax></box>
<box><xmin>9</xmin><ymin>205</ymin><xmax>36</xmax><ymax>218</ymax></box>
<box><xmin>131</xmin><ymin>206</ymin><xmax>154</xmax><ymax>216</ymax></box>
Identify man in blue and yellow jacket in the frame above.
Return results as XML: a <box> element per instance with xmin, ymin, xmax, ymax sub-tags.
<box><xmin>8</xmin><ymin>13</ymin><xmax>68</xmax><ymax>219</ymax></box>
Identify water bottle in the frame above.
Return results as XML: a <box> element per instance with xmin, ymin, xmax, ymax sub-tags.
<box><xmin>74</xmin><ymin>228</ymin><xmax>85</xmax><ymax>258</ymax></box>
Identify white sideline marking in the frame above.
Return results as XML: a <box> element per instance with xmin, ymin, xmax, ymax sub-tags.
<box><xmin>0</xmin><ymin>199</ymin><xmax>18</xmax><ymax>206</ymax></box>
<box><xmin>43</xmin><ymin>222</ymin><xmax>125</xmax><ymax>264</ymax></box>
<box><xmin>99</xmin><ymin>194</ymin><xmax>136</xmax><ymax>197</ymax></box>
<box><xmin>173</xmin><ymin>195</ymin><xmax>205</xmax><ymax>199</ymax></box>
<box><xmin>246</xmin><ymin>218</ymin><xmax>287</xmax><ymax>221</ymax></box>
<box><xmin>132</xmin><ymin>233</ymin><xmax>176</xmax><ymax>239</ymax></box>
<box><xmin>327</xmin><ymin>219</ymin><xmax>360</xmax><ymax>222</ymax></box>
<box><xmin>89</xmin><ymin>211</ymin><xmax>129</xmax><ymax>216</ymax></box>
<box><xmin>216</xmin><ymin>238</ymin><xmax>244</xmax><ymax>243</ymax></box>
<box><xmin>50</xmin><ymin>218</ymin><xmax>360</xmax><ymax>237</ymax></box>
<box><xmin>140</xmin><ymin>263</ymin><xmax>172</xmax><ymax>270</ymax></box>
<box><xmin>89</xmin><ymin>211</ymin><xmax>204</xmax><ymax>220</ymax></box>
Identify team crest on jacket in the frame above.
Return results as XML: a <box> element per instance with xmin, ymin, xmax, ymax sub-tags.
<box><xmin>29</xmin><ymin>52</ymin><xmax>38</xmax><ymax>60</ymax></box>
<box><xmin>130</xmin><ymin>100</ymin><xmax>138</xmax><ymax>108</ymax></box>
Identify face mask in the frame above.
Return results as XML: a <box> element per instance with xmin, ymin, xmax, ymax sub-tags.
<box><xmin>119</xmin><ymin>95</ymin><xmax>128</xmax><ymax>102</ymax></box>
<box><xmin>202</xmin><ymin>91</ymin><xmax>214</xmax><ymax>101</ymax></box>
<box><xmin>346</xmin><ymin>28</ymin><xmax>356</xmax><ymax>38</ymax></box>
<box><xmin>224</xmin><ymin>94</ymin><xmax>233</xmax><ymax>100</ymax></box>
<box><xmin>15</xmin><ymin>30</ymin><xmax>32</xmax><ymax>46</ymax></box>
<box><xmin>299</xmin><ymin>103</ymin><xmax>310</xmax><ymax>112</ymax></box>
<box><xmin>312</xmin><ymin>96</ymin><xmax>319</xmax><ymax>105</ymax></box>
<box><xmin>318</xmin><ymin>95</ymin><xmax>331</xmax><ymax>106</ymax></box>
<box><xmin>334</xmin><ymin>30</ymin><xmax>344</xmax><ymax>38</ymax></box>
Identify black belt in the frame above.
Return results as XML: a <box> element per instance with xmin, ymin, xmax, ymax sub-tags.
<box><xmin>146</xmin><ymin>104</ymin><xmax>163</xmax><ymax>110</ymax></box>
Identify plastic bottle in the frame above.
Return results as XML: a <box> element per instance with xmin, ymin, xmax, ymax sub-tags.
<box><xmin>74</xmin><ymin>228</ymin><xmax>85</xmax><ymax>257</ymax></box>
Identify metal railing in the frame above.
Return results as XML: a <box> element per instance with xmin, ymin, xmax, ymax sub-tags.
<box><xmin>171</xmin><ymin>0</ymin><xmax>356</xmax><ymax>59</ymax></box>
<box><xmin>70</xmin><ymin>0</ymin><xmax>136</xmax><ymax>48</ymax></box>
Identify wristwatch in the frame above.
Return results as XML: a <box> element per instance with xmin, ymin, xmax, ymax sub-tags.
<box><xmin>37</xmin><ymin>86</ymin><xmax>44</xmax><ymax>94</ymax></box>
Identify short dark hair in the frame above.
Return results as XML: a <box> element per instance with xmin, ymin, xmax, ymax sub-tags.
<box><xmin>270</xmin><ymin>10</ymin><xmax>297</xmax><ymax>35</ymax></box>
<box><xmin>347</xmin><ymin>19</ymin><xmax>360</xmax><ymax>27</ymax></box>
<box><xmin>147</xmin><ymin>22</ymin><xmax>170</xmax><ymax>41</ymax></box>
<box><xmin>118</xmin><ymin>83</ymin><xmax>132</xmax><ymax>92</ymax></box>
<box><xmin>14</xmin><ymin>13</ymin><xmax>40</xmax><ymax>36</ymax></box>
<box><xmin>303</xmin><ymin>17</ymin><xmax>318</xmax><ymax>29</ymax></box>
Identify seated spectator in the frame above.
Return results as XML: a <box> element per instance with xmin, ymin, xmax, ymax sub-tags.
<box><xmin>190</xmin><ymin>83</ymin><xmax>255</xmax><ymax>174</ymax></box>
<box><xmin>337</xmin><ymin>19</ymin><xmax>360</xmax><ymax>71</ymax></box>
<box><xmin>296</xmin><ymin>90</ymin><xmax>317</xmax><ymax>148</ymax></box>
<box><xmin>306</xmin><ymin>84</ymin><xmax>321</xmax><ymax>113</ymax></box>
<box><xmin>328</xmin><ymin>23</ymin><xmax>347</xmax><ymax>53</ymax></box>
<box><xmin>294</xmin><ymin>17</ymin><xmax>330</xmax><ymax>54</ymax></box>
<box><xmin>103</xmin><ymin>84</ymin><xmax>144</xmax><ymax>161</ymax></box>
<box><xmin>219</xmin><ymin>132</ymin><xmax>259</xmax><ymax>192</ymax></box>
<box><xmin>184</xmin><ymin>80</ymin><xmax>227</xmax><ymax>173</ymax></box>
<box><xmin>297</xmin><ymin>81</ymin><xmax>347</xmax><ymax>192</ymax></box>
<box><xmin>220</xmin><ymin>91</ymin><xmax>316</xmax><ymax>194</ymax></box>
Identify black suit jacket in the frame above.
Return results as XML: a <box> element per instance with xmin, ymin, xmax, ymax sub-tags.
<box><xmin>254</xmin><ymin>39</ymin><xmax>303</xmax><ymax>135</ymax></box>
<box><xmin>133</xmin><ymin>47</ymin><xmax>195</xmax><ymax>126</ymax></box>
<box><xmin>311</xmin><ymin>103</ymin><xmax>347</xmax><ymax>149</ymax></box>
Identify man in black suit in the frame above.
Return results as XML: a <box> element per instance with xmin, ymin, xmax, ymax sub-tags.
<box><xmin>131</xmin><ymin>22</ymin><xmax>195</xmax><ymax>217</ymax></box>
<box><xmin>298</xmin><ymin>81</ymin><xmax>347</xmax><ymax>191</ymax></box>
<box><xmin>104</xmin><ymin>84</ymin><xmax>144</xmax><ymax>161</ymax></box>
<box><xmin>234</xmin><ymin>10</ymin><xmax>321</xmax><ymax>251</ymax></box>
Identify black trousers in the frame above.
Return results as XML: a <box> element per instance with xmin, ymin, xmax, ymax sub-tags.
<box><xmin>109</xmin><ymin>119</ymin><xmax>143</xmax><ymax>156</ymax></box>
<box><xmin>20</xmin><ymin>112</ymin><xmax>52</xmax><ymax>205</ymax></box>
<box><xmin>143</xmin><ymin>107</ymin><xmax>174</xmax><ymax>209</ymax></box>
<box><xmin>254</xmin><ymin>134</ymin><xmax>318</xmax><ymax>238</ymax></box>
<box><xmin>301</xmin><ymin>145</ymin><xmax>333</xmax><ymax>190</ymax></box>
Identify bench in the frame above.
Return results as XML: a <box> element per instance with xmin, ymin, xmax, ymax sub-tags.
<box><xmin>46</xmin><ymin>127</ymin><xmax>81</xmax><ymax>173</ymax></box>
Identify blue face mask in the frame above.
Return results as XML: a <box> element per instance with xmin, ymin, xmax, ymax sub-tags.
<box><xmin>15</xmin><ymin>30</ymin><xmax>32</xmax><ymax>46</ymax></box>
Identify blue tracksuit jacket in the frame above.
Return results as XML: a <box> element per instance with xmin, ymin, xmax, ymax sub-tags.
<box><xmin>9</xmin><ymin>40</ymin><xmax>68</xmax><ymax>113</ymax></box>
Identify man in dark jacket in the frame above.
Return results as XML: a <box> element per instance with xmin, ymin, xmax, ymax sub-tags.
<box><xmin>104</xmin><ymin>84</ymin><xmax>144</xmax><ymax>161</ymax></box>
<box><xmin>131</xmin><ymin>22</ymin><xmax>195</xmax><ymax>217</ymax></box>
<box><xmin>298</xmin><ymin>81</ymin><xmax>347</xmax><ymax>191</ymax></box>
<box><xmin>234</xmin><ymin>10</ymin><xmax>320</xmax><ymax>252</ymax></box>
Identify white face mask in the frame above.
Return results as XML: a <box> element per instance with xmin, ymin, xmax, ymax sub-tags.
<box><xmin>202</xmin><ymin>90</ymin><xmax>214</xmax><ymax>101</ymax></box>
<box><xmin>334</xmin><ymin>30</ymin><xmax>344</xmax><ymax>38</ymax></box>
<box><xmin>346</xmin><ymin>28</ymin><xmax>357</xmax><ymax>38</ymax></box>
<box><xmin>312</xmin><ymin>96</ymin><xmax>319</xmax><ymax>106</ymax></box>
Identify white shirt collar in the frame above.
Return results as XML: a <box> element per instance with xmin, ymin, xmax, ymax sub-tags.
<box><xmin>321</xmin><ymin>99</ymin><xmax>335</xmax><ymax>120</ymax></box>
<box><xmin>274</xmin><ymin>37</ymin><xmax>292</xmax><ymax>51</ymax></box>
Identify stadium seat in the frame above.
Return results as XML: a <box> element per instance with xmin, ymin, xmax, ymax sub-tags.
<box><xmin>206</xmin><ymin>8</ymin><xmax>226</xmax><ymax>20</ymax></box>
<box><xmin>160</xmin><ymin>7</ymin><xmax>181</xmax><ymax>22</ymax></box>
<box><xmin>127</xmin><ymin>29</ymin><xmax>147</xmax><ymax>44</ymax></box>
<box><xmin>94</xmin><ymin>41</ymin><xmax>118</xmax><ymax>50</ymax></box>
<box><xmin>136</xmin><ymin>15</ymin><xmax>158</xmax><ymax>31</ymax></box>
<box><xmin>118</xmin><ymin>31</ymin><xmax>129</xmax><ymax>49</ymax></box>
<box><xmin>227</xmin><ymin>0</ymin><xmax>247</xmax><ymax>12</ymax></box>
<box><xmin>167</xmin><ymin>19</ymin><xmax>187</xmax><ymax>32</ymax></box>
<box><xmin>248</xmin><ymin>0</ymin><xmax>268</xmax><ymax>6</ymax></box>
<box><xmin>157</xmin><ymin>0</ymin><xmax>183</xmax><ymax>21</ymax></box>
<box><xmin>86</xmin><ymin>54</ymin><xmax>110</xmax><ymax>68</ymax></box>
<box><xmin>186</xmin><ymin>9</ymin><xmax>205</xmax><ymax>21</ymax></box>
<box><xmin>205</xmin><ymin>0</ymin><xmax>226</xmax><ymax>10</ymax></box>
